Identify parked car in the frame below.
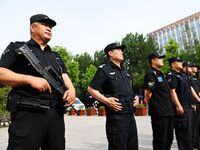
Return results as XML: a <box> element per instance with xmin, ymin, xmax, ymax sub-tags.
<box><xmin>66</xmin><ymin>98</ymin><xmax>85</xmax><ymax>111</ymax></box>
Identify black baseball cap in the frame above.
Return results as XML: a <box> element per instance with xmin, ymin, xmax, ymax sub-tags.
<box><xmin>191</xmin><ymin>62</ymin><xmax>199</xmax><ymax>67</ymax></box>
<box><xmin>30</xmin><ymin>14</ymin><xmax>56</xmax><ymax>27</ymax></box>
<box><xmin>148</xmin><ymin>52</ymin><xmax>165</xmax><ymax>60</ymax></box>
<box><xmin>183</xmin><ymin>61</ymin><xmax>193</xmax><ymax>67</ymax></box>
<box><xmin>104</xmin><ymin>42</ymin><xmax>126</xmax><ymax>54</ymax></box>
<box><xmin>168</xmin><ymin>57</ymin><xmax>183</xmax><ymax>65</ymax></box>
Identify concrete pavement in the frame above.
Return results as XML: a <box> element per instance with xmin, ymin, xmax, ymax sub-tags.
<box><xmin>0</xmin><ymin>115</ymin><xmax>178</xmax><ymax>150</ymax></box>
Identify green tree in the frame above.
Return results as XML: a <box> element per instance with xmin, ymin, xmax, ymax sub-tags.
<box><xmin>51</xmin><ymin>46</ymin><xmax>80</xmax><ymax>93</ymax></box>
<box><xmin>74</xmin><ymin>52</ymin><xmax>93</xmax><ymax>78</ymax></box>
<box><xmin>93</xmin><ymin>50</ymin><xmax>107</xmax><ymax>67</ymax></box>
<box><xmin>0</xmin><ymin>87</ymin><xmax>10</xmax><ymax>115</ymax></box>
<box><xmin>121</xmin><ymin>33</ymin><xmax>157</xmax><ymax>88</ymax></box>
<box><xmin>194</xmin><ymin>40</ymin><xmax>200</xmax><ymax>66</ymax></box>
<box><xmin>163</xmin><ymin>39</ymin><xmax>180</xmax><ymax>73</ymax></box>
<box><xmin>52</xmin><ymin>46</ymin><xmax>72</xmax><ymax>64</ymax></box>
<box><xmin>79</xmin><ymin>64</ymin><xmax>97</xmax><ymax>103</ymax></box>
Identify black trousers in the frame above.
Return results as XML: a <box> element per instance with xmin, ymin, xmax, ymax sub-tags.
<box><xmin>7</xmin><ymin>108</ymin><xmax>65</xmax><ymax>150</ymax></box>
<box><xmin>106</xmin><ymin>114</ymin><xmax>138</xmax><ymax>150</ymax></box>
<box><xmin>151</xmin><ymin>115</ymin><xmax>174</xmax><ymax>150</ymax></box>
<box><xmin>174</xmin><ymin>107</ymin><xmax>193</xmax><ymax>150</ymax></box>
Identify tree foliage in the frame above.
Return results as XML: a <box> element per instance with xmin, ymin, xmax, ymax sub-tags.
<box><xmin>74</xmin><ymin>52</ymin><xmax>93</xmax><ymax>78</ymax></box>
<box><xmin>162</xmin><ymin>39</ymin><xmax>180</xmax><ymax>74</ymax></box>
<box><xmin>121</xmin><ymin>33</ymin><xmax>158</xmax><ymax>87</ymax></box>
<box><xmin>0</xmin><ymin>87</ymin><xmax>10</xmax><ymax>115</ymax></box>
<box><xmin>93</xmin><ymin>50</ymin><xmax>107</xmax><ymax>67</ymax></box>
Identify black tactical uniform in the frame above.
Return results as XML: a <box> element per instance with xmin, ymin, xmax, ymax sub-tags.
<box><xmin>144</xmin><ymin>67</ymin><xmax>174</xmax><ymax>150</ymax></box>
<box><xmin>0</xmin><ymin>39</ymin><xmax>66</xmax><ymax>150</ymax></box>
<box><xmin>188</xmin><ymin>65</ymin><xmax>200</xmax><ymax>149</ymax></box>
<box><xmin>89</xmin><ymin>61</ymin><xmax>138</xmax><ymax>150</ymax></box>
<box><xmin>167</xmin><ymin>70</ymin><xmax>193</xmax><ymax>150</ymax></box>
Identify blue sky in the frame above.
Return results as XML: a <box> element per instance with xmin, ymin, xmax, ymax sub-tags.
<box><xmin>0</xmin><ymin>0</ymin><xmax>200</xmax><ymax>56</ymax></box>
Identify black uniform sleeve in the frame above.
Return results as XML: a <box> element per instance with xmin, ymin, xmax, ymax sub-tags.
<box><xmin>52</xmin><ymin>52</ymin><xmax>67</xmax><ymax>74</ymax></box>
<box><xmin>0</xmin><ymin>42</ymin><xmax>22</xmax><ymax>68</ymax></box>
<box><xmin>143</xmin><ymin>71</ymin><xmax>156</xmax><ymax>91</ymax></box>
<box><xmin>89</xmin><ymin>68</ymin><xmax>106</xmax><ymax>90</ymax></box>
<box><xmin>167</xmin><ymin>74</ymin><xmax>177</xmax><ymax>89</ymax></box>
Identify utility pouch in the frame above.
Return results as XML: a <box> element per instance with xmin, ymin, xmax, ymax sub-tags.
<box><xmin>174</xmin><ymin>115</ymin><xmax>187</xmax><ymax>130</ymax></box>
<box><xmin>7</xmin><ymin>90</ymin><xmax>21</xmax><ymax>113</ymax></box>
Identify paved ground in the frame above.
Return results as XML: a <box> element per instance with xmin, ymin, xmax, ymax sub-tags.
<box><xmin>0</xmin><ymin>115</ymin><xmax>178</xmax><ymax>150</ymax></box>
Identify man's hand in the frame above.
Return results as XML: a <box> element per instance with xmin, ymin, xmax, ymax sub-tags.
<box><xmin>63</xmin><ymin>89</ymin><xmax>76</xmax><ymax>107</ymax></box>
<box><xmin>106</xmin><ymin>97</ymin><xmax>122</xmax><ymax>112</ymax></box>
<box><xmin>28</xmin><ymin>76</ymin><xmax>52</xmax><ymax>93</ymax></box>
<box><xmin>133</xmin><ymin>96</ymin><xmax>139</xmax><ymax>107</ymax></box>
<box><xmin>192</xmin><ymin>105</ymin><xmax>196</xmax><ymax>111</ymax></box>
<box><xmin>176</xmin><ymin>105</ymin><xmax>184</xmax><ymax>115</ymax></box>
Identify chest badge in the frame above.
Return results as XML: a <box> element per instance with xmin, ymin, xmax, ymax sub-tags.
<box><xmin>109</xmin><ymin>72</ymin><xmax>116</xmax><ymax>75</ymax></box>
<box><xmin>157</xmin><ymin>76</ymin><xmax>163</xmax><ymax>82</ymax></box>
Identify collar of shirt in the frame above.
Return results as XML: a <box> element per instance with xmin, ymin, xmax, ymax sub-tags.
<box><xmin>151</xmin><ymin>67</ymin><xmax>163</xmax><ymax>75</ymax></box>
<box><xmin>27</xmin><ymin>39</ymin><xmax>51</xmax><ymax>51</ymax></box>
<box><xmin>171</xmin><ymin>70</ymin><xmax>182</xmax><ymax>75</ymax></box>
<box><xmin>109</xmin><ymin>61</ymin><xmax>125</xmax><ymax>70</ymax></box>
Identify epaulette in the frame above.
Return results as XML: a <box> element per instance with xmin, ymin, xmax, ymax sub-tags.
<box><xmin>10</xmin><ymin>41</ymin><xmax>25</xmax><ymax>48</ymax></box>
<box><xmin>11</xmin><ymin>41</ymin><xmax>25</xmax><ymax>44</ymax></box>
<box><xmin>99</xmin><ymin>64</ymin><xmax>105</xmax><ymax>68</ymax></box>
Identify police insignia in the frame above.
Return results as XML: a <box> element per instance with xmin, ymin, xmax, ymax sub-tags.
<box><xmin>168</xmin><ymin>78</ymin><xmax>172</xmax><ymax>83</ymax></box>
<box><xmin>157</xmin><ymin>76</ymin><xmax>163</xmax><ymax>82</ymax></box>
<box><xmin>99</xmin><ymin>64</ymin><xmax>105</xmax><ymax>68</ymax></box>
<box><xmin>109</xmin><ymin>72</ymin><xmax>115</xmax><ymax>75</ymax></box>
<box><xmin>148</xmin><ymin>82</ymin><xmax>154</xmax><ymax>87</ymax></box>
<box><xmin>1</xmin><ymin>48</ymin><xmax>10</xmax><ymax>57</ymax></box>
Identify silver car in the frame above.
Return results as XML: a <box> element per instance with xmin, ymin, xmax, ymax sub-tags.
<box><xmin>66</xmin><ymin>98</ymin><xmax>85</xmax><ymax>111</ymax></box>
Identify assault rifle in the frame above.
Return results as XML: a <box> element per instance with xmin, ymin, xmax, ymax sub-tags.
<box><xmin>16</xmin><ymin>44</ymin><xmax>79</xmax><ymax>115</ymax></box>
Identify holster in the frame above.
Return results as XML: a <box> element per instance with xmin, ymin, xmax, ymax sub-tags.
<box><xmin>7</xmin><ymin>90</ymin><xmax>21</xmax><ymax>113</ymax></box>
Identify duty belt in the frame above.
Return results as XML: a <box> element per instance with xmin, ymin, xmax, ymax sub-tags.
<box><xmin>106</xmin><ymin>96</ymin><xmax>134</xmax><ymax>115</ymax></box>
<box><xmin>18</xmin><ymin>98</ymin><xmax>59</xmax><ymax>110</ymax></box>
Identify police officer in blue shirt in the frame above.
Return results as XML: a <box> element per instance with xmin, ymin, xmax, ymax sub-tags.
<box><xmin>87</xmin><ymin>42</ymin><xmax>139</xmax><ymax>150</ymax></box>
<box><xmin>143</xmin><ymin>52</ymin><xmax>174</xmax><ymax>150</ymax></box>
<box><xmin>0</xmin><ymin>14</ymin><xmax>76</xmax><ymax>150</ymax></box>
<box><xmin>167</xmin><ymin>57</ymin><xmax>200</xmax><ymax>150</ymax></box>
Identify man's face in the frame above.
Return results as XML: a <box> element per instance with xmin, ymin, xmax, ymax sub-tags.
<box><xmin>30</xmin><ymin>21</ymin><xmax>53</xmax><ymax>43</ymax></box>
<box><xmin>192</xmin><ymin>66</ymin><xmax>198</xmax><ymax>73</ymax></box>
<box><xmin>172</xmin><ymin>61</ymin><xmax>183</xmax><ymax>71</ymax></box>
<box><xmin>151</xmin><ymin>57</ymin><xmax>164</xmax><ymax>68</ymax></box>
<box><xmin>109</xmin><ymin>48</ymin><xmax>124</xmax><ymax>62</ymax></box>
<box><xmin>183</xmin><ymin>66</ymin><xmax>192</xmax><ymax>74</ymax></box>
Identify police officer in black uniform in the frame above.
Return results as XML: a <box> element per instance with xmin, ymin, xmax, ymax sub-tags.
<box><xmin>87</xmin><ymin>42</ymin><xmax>139</xmax><ymax>150</ymax></box>
<box><xmin>143</xmin><ymin>52</ymin><xmax>174</xmax><ymax>150</ymax></box>
<box><xmin>0</xmin><ymin>14</ymin><xmax>76</xmax><ymax>150</ymax></box>
<box><xmin>167</xmin><ymin>57</ymin><xmax>200</xmax><ymax>150</ymax></box>
<box><xmin>183</xmin><ymin>61</ymin><xmax>200</xmax><ymax>148</ymax></box>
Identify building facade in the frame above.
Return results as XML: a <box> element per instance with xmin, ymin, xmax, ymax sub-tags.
<box><xmin>147</xmin><ymin>11</ymin><xmax>200</xmax><ymax>52</ymax></box>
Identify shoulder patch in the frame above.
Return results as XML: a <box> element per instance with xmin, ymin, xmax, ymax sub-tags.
<box><xmin>99</xmin><ymin>64</ymin><xmax>105</xmax><ymax>68</ymax></box>
<box><xmin>1</xmin><ymin>48</ymin><xmax>10</xmax><ymax>56</ymax></box>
